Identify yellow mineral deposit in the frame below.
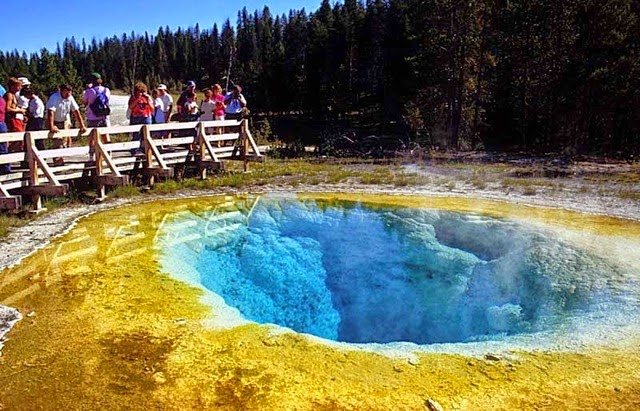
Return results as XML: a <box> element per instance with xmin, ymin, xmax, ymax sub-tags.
<box><xmin>0</xmin><ymin>194</ymin><xmax>639</xmax><ymax>410</ymax></box>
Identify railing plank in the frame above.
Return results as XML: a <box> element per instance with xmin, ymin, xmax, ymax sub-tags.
<box><xmin>55</xmin><ymin>172</ymin><xmax>87</xmax><ymax>181</ymax></box>
<box><xmin>38</xmin><ymin>146</ymin><xmax>91</xmax><ymax>159</ymax></box>
<box><xmin>205</xmin><ymin>133</ymin><xmax>241</xmax><ymax>142</ymax></box>
<box><xmin>2</xmin><ymin>180</ymin><xmax>29</xmax><ymax>190</ymax></box>
<box><xmin>0</xmin><ymin>172</ymin><xmax>26</xmax><ymax>182</ymax></box>
<box><xmin>49</xmin><ymin>163</ymin><xmax>93</xmax><ymax>173</ymax></box>
<box><xmin>199</xmin><ymin>119</ymin><xmax>242</xmax><ymax>127</ymax></box>
<box><xmin>212</xmin><ymin>146</ymin><xmax>238</xmax><ymax>154</ymax></box>
<box><xmin>95</xmin><ymin>125</ymin><xmax>144</xmax><ymax>134</ymax></box>
<box><xmin>46</xmin><ymin>129</ymin><xmax>92</xmax><ymax>139</ymax></box>
<box><xmin>0</xmin><ymin>131</ymin><xmax>28</xmax><ymax>143</ymax></box>
<box><xmin>147</xmin><ymin>122</ymin><xmax>197</xmax><ymax>131</ymax></box>
<box><xmin>0</xmin><ymin>152</ymin><xmax>25</xmax><ymax>164</ymax></box>
<box><xmin>21</xmin><ymin>130</ymin><xmax>49</xmax><ymax>140</ymax></box>
<box><xmin>161</xmin><ymin>150</ymin><xmax>190</xmax><ymax>160</ymax></box>
<box><xmin>154</xmin><ymin>136</ymin><xmax>195</xmax><ymax>146</ymax></box>
<box><xmin>102</xmin><ymin>141</ymin><xmax>143</xmax><ymax>151</ymax></box>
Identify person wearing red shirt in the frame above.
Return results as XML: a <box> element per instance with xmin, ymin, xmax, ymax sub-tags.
<box><xmin>128</xmin><ymin>82</ymin><xmax>154</xmax><ymax>155</ymax></box>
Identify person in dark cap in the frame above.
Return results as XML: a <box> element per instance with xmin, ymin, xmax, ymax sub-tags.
<box><xmin>224</xmin><ymin>84</ymin><xmax>247</xmax><ymax>121</ymax></box>
<box><xmin>82</xmin><ymin>72</ymin><xmax>111</xmax><ymax>128</ymax></box>
<box><xmin>176</xmin><ymin>80</ymin><xmax>196</xmax><ymax>119</ymax></box>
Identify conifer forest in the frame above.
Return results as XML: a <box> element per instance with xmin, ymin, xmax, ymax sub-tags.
<box><xmin>1</xmin><ymin>0</ymin><xmax>638</xmax><ymax>156</ymax></box>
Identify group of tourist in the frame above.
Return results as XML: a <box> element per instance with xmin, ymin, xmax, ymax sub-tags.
<box><xmin>0</xmin><ymin>75</ymin><xmax>248</xmax><ymax>173</ymax></box>
<box><xmin>0</xmin><ymin>75</ymin><xmax>90</xmax><ymax>171</ymax></box>
<box><xmin>128</xmin><ymin>79</ymin><xmax>247</xmax><ymax>126</ymax></box>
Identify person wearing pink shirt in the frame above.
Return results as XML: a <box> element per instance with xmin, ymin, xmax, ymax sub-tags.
<box><xmin>0</xmin><ymin>91</ymin><xmax>10</xmax><ymax>174</ymax></box>
<box><xmin>212</xmin><ymin>83</ymin><xmax>226</xmax><ymax>120</ymax></box>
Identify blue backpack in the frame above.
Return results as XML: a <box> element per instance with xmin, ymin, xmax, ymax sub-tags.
<box><xmin>89</xmin><ymin>87</ymin><xmax>110</xmax><ymax>116</ymax></box>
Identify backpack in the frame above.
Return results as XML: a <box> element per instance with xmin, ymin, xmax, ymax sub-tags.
<box><xmin>89</xmin><ymin>87</ymin><xmax>111</xmax><ymax>116</ymax></box>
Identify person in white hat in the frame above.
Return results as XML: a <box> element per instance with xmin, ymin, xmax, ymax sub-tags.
<box><xmin>16</xmin><ymin>77</ymin><xmax>31</xmax><ymax>127</ymax></box>
<box><xmin>157</xmin><ymin>84</ymin><xmax>173</xmax><ymax>122</ymax></box>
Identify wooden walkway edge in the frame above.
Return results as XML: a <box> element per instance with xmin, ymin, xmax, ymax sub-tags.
<box><xmin>0</xmin><ymin>119</ymin><xmax>263</xmax><ymax>211</ymax></box>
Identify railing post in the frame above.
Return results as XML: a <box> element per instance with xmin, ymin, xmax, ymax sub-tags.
<box><xmin>92</xmin><ymin>129</ymin><xmax>106</xmax><ymax>199</ymax></box>
<box><xmin>142</xmin><ymin>125</ymin><xmax>155</xmax><ymax>186</ymax></box>
<box><xmin>197</xmin><ymin>122</ymin><xmax>207</xmax><ymax>179</ymax></box>
<box><xmin>242</xmin><ymin>120</ymin><xmax>249</xmax><ymax>172</ymax></box>
<box><xmin>88</xmin><ymin>126</ymin><xmax>96</xmax><ymax>159</ymax></box>
<box><xmin>24</xmin><ymin>132</ymin><xmax>42</xmax><ymax>211</ymax></box>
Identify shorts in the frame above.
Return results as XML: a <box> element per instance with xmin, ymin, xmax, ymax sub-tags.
<box><xmin>7</xmin><ymin>117</ymin><xmax>25</xmax><ymax>132</ymax></box>
<box><xmin>54</xmin><ymin>120</ymin><xmax>70</xmax><ymax>130</ymax></box>
<box><xmin>88</xmin><ymin>119</ymin><xmax>109</xmax><ymax>128</ymax></box>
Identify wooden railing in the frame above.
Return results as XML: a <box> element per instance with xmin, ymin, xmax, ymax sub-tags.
<box><xmin>0</xmin><ymin>119</ymin><xmax>263</xmax><ymax>211</ymax></box>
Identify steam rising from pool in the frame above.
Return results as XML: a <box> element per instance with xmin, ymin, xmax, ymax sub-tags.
<box><xmin>156</xmin><ymin>196</ymin><xmax>640</xmax><ymax>349</ymax></box>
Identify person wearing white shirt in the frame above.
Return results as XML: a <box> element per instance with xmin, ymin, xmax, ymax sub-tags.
<box><xmin>152</xmin><ymin>88</ymin><xmax>166</xmax><ymax>124</ymax></box>
<box><xmin>199</xmin><ymin>89</ymin><xmax>215</xmax><ymax>121</ymax></box>
<box><xmin>45</xmin><ymin>84</ymin><xmax>86</xmax><ymax>165</ymax></box>
<box><xmin>224</xmin><ymin>85</ymin><xmax>247</xmax><ymax>120</ymax></box>
<box><xmin>25</xmin><ymin>89</ymin><xmax>46</xmax><ymax>150</ymax></box>
<box><xmin>16</xmin><ymin>77</ymin><xmax>31</xmax><ymax>111</ymax></box>
<box><xmin>157</xmin><ymin>84</ymin><xmax>173</xmax><ymax>122</ymax></box>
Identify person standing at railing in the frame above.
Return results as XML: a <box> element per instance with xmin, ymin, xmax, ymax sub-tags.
<box><xmin>16</xmin><ymin>77</ymin><xmax>31</xmax><ymax>114</ymax></box>
<box><xmin>0</xmin><ymin>87</ymin><xmax>10</xmax><ymax>175</ymax></box>
<box><xmin>157</xmin><ymin>84</ymin><xmax>173</xmax><ymax>123</ymax></box>
<box><xmin>46</xmin><ymin>83</ymin><xmax>87</xmax><ymax>166</ymax></box>
<box><xmin>212</xmin><ymin>84</ymin><xmax>226</xmax><ymax>136</ymax></box>
<box><xmin>199</xmin><ymin>89</ymin><xmax>216</xmax><ymax>137</ymax></box>
<box><xmin>176</xmin><ymin>81</ymin><xmax>196</xmax><ymax>120</ymax></box>
<box><xmin>183</xmin><ymin>92</ymin><xmax>199</xmax><ymax>122</ymax></box>
<box><xmin>199</xmin><ymin>89</ymin><xmax>215</xmax><ymax>122</ymax></box>
<box><xmin>4</xmin><ymin>78</ymin><xmax>27</xmax><ymax>154</ymax></box>
<box><xmin>152</xmin><ymin>88</ymin><xmax>166</xmax><ymax>124</ymax></box>
<box><xmin>151</xmin><ymin>88</ymin><xmax>167</xmax><ymax>144</ymax></box>
<box><xmin>212</xmin><ymin>84</ymin><xmax>226</xmax><ymax>121</ymax></box>
<box><xmin>82</xmin><ymin>73</ymin><xmax>111</xmax><ymax>143</ymax></box>
<box><xmin>224</xmin><ymin>85</ymin><xmax>247</xmax><ymax>121</ymax></box>
<box><xmin>24</xmin><ymin>88</ymin><xmax>46</xmax><ymax>150</ymax></box>
<box><xmin>128</xmin><ymin>82</ymin><xmax>154</xmax><ymax>155</ymax></box>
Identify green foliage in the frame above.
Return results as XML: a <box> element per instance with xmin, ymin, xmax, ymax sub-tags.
<box><xmin>151</xmin><ymin>180</ymin><xmax>181</xmax><ymax>194</ymax></box>
<box><xmin>267</xmin><ymin>140</ymin><xmax>306</xmax><ymax>159</ymax></box>
<box><xmin>252</xmin><ymin>118</ymin><xmax>274</xmax><ymax>143</ymax></box>
<box><xmin>42</xmin><ymin>195</ymin><xmax>75</xmax><ymax>211</ymax></box>
<box><xmin>0</xmin><ymin>214</ymin><xmax>25</xmax><ymax>239</ymax></box>
<box><xmin>1</xmin><ymin>0</ymin><xmax>639</xmax><ymax>156</ymax></box>
<box><xmin>109</xmin><ymin>185</ymin><xmax>143</xmax><ymax>198</ymax></box>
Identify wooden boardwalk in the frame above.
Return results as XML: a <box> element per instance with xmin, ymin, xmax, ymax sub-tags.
<box><xmin>0</xmin><ymin>119</ymin><xmax>263</xmax><ymax>211</ymax></box>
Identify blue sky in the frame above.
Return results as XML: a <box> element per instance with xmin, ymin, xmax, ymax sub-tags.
<box><xmin>2</xmin><ymin>0</ymin><xmax>322</xmax><ymax>55</ymax></box>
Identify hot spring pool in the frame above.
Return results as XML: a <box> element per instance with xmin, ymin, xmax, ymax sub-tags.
<box><xmin>156</xmin><ymin>194</ymin><xmax>640</xmax><ymax>351</ymax></box>
<box><xmin>3</xmin><ymin>193</ymin><xmax>640</xmax><ymax>409</ymax></box>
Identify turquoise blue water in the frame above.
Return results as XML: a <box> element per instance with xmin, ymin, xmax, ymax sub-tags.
<box><xmin>158</xmin><ymin>196</ymin><xmax>631</xmax><ymax>345</ymax></box>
